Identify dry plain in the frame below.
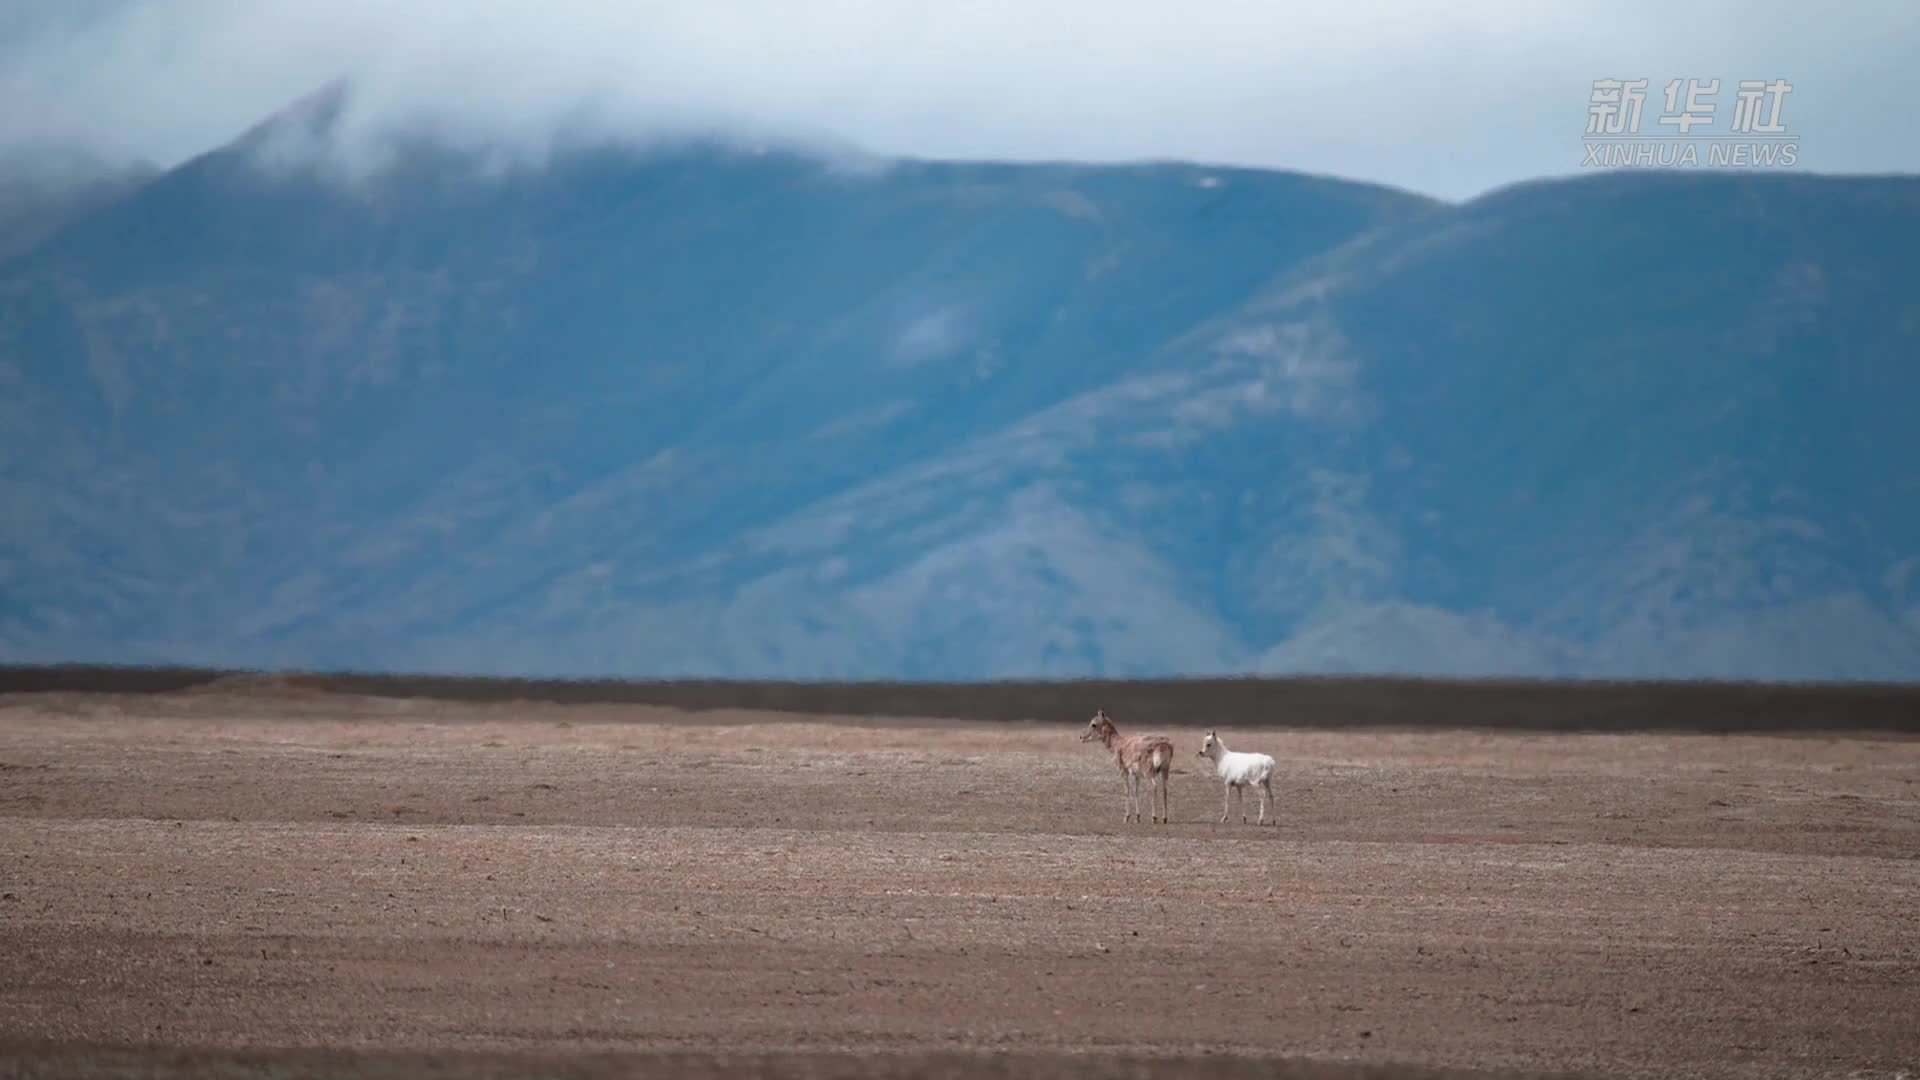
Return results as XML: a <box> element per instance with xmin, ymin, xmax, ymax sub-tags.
<box><xmin>1</xmin><ymin>678</ymin><xmax>1917</xmax><ymax>1079</ymax></box>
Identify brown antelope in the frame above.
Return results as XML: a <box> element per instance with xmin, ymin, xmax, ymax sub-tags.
<box><xmin>1080</xmin><ymin>709</ymin><xmax>1174</xmax><ymax>824</ymax></box>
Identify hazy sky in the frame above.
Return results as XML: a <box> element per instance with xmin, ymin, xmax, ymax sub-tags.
<box><xmin>2</xmin><ymin>0</ymin><xmax>1915</xmax><ymax>199</ymax></box>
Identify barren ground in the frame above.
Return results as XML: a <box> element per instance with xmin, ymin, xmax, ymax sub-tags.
<box><xmin>2</xmin><ymin>686</ymin><xmax>1917</xmax><ymax>1079</ymax></box>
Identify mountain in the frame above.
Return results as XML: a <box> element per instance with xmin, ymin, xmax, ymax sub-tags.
<box><xmin>2</xmin><ymin>99</ymin><xmax>1917</xmax><ymax>681</ymax></box>
<box><xmin>0</xmin><ymin>144</ymin><xmax>155</xmax><ymax>263</ymax></box>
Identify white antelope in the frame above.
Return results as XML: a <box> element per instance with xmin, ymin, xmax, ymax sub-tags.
<box><xmin>1197</xmin><ymin>729</ymin><xmax>1277</xmax><ymax>825</ymax></box>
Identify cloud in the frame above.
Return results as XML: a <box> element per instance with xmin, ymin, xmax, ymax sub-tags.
<box><xmin>2</xmin><ymin>0</ymin><xmax>1917</xmax><ymax>199</ymax></box>
<box><xmin>892</xmin><ymin>307</ymin><xmax>969</xmax><ymax>367</ymax></box>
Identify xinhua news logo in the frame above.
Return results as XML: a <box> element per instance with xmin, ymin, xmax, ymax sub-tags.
<box><xmin>1583</xmin><ymin>78</ymin><xmax>1798</xmax><ymax>169</ymax></box>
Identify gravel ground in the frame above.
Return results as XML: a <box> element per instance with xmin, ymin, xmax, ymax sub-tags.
<box><xmin>2</xmin><ymin>688</ymin><xmax>1917</xmax><ymax>1079</ymax></box>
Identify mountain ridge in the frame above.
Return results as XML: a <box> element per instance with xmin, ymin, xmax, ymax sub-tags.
<box><xmin>2</xmin><ymin>107</ymin><xmax>1916</xmax><ymax>681</ymax></box>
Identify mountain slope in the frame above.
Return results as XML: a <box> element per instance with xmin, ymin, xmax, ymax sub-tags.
<box><xmin>1231</xmin><ymin>172</ymin><xmax>1920</xmax><ymax>678</ymax></box>
<box><xmin>375</xmin><ymin>171</ymin><xmax>1920</xmax><ymax>681</ymax></box>
<box><xmin>2</xmin><ymin>96</ymin><xmax>1916</xmax><ymax>679</ymax></box>
<box><xmin>0</xmin><ymin>145</ymin><xmax>156</xmax><ymax>265</ymax></box>
<box><xmin>0</xmin><ymin>107</ymin><xmax>1440</xmax><ymax>673</ymax></box>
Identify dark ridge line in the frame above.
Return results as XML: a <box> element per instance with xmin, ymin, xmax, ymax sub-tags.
<box><xmin>3</xmin><ymin>663</ymin><xmax>1918</xmax><ymax>734</ymax></box>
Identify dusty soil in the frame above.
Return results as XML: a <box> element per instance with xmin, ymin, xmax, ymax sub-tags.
<box><xmin>2</xmin><ymin>688</ymin><xmax>1917</xmax><ymax>1079</ymax></box>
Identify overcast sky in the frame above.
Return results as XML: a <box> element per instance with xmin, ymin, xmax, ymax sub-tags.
<box><xmin>2</xmin><ymin>0</ymin><xmax>1915</xmax><ymax>200</ymax></box>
